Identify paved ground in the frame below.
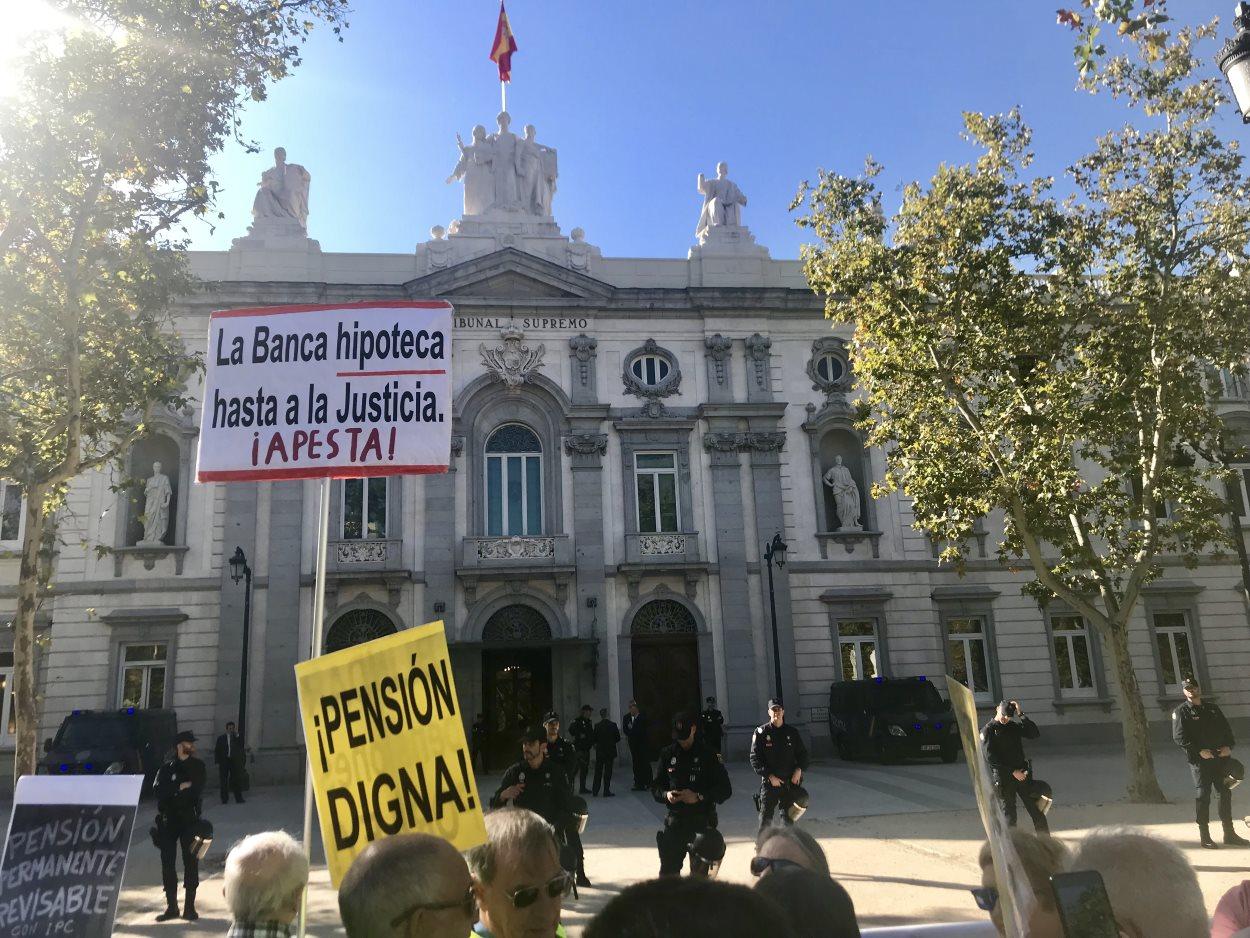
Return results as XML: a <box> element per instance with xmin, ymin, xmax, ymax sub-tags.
<box><xmin>66</xmin><ymin>743</ymin><xmax>1250</xmax><ymax>935</ymax></box>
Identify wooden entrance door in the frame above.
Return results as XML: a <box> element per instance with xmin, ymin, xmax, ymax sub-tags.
<box><xmin>482</xmin><ymin>647</ymin><xmax>553</xmax><ymax>769</ymax></box>
<box><xmin>631</xmin><ymin>637</ymin><xmax>701</xmax><ymax>756</ymax></box>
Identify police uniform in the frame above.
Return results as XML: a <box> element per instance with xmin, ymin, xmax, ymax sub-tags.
<box><xmin>748</xmin><ymin>704</ymin><xmax>809</xmax><ymax>835</ymax></box>
<box><xmin>569</xmin><ymin>712</ymin><xmax>596</xmax><ymax>794</ymax></box>
<box><xmin>980</xmin><ymin>709</ymin><xmax>1048</xmax><ymax>833</ymax></box>
<box><xmin>699</xmin><ymin>703</ymin><xmax>725</xmax><ymax>756</ymax></box>
<box><xmin>470</xmin><ymin>718</ymin><xmax>487</xmax><ymax>773</ymax></box>
<box><xmin>652</xmin><ymin>715</ymin><xmax>732</xmax><ymax>876</ymax></box>
<box><xmin>541</xmin><ymin>716</ymin><xmax>592</xmax><ymax>887</ymax></box>
<box><xmin>1173</xmin><ymin>692</ymin><xmax>1248</xmax><ymax>847</ymax></box>
<box><xmin>152</xmin><ymin>732</ymin><xmax>207</xmax><ymax>921</ymax></box>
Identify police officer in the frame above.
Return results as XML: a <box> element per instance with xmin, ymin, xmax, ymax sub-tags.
<box><xmin>981</xmin><ymin>699</ymin><xmax>1048</xmax><ymax>834</ymax></box>
<box><xmin>470</xmin><ymin>712</ymin><xmax>488</xmax><ymax>774</ymax></box>
<box><xmin>542</xmin><ymin>713</ymin><xmax>591</xmax><ymax>887</ymax></box>
<box><xmin>152</xmin><ymin>730</ymin><xmax>206</xmax><ymax>922</ymax></box>
<box><xmin>569</xmin><ymin>704</ymin><xmax>596</xmax><ymax>794</ymax></box>
<box><xmin>699</xmin><ymin>696</ymin><xmax>725</xmax><ymax>756</ymax></box>
<box><xmin>749</xmin><ymin>699</ymin><xmax>809</xmax><ymax>836</ymax></box>
<box><xmin>653</xmin><ymin>712</ymin><xmax>732</xmax><ymax>877</ymax></box>
<box><xmin>1173</xmin><ymin>678</ymin><xmax>1249</xmax><ymax>849</ymax></box>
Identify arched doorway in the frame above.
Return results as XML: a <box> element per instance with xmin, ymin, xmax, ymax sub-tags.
<box><xmin>630</xmin><ymin>599</ymin><xmax>701</xmax><ymax>756</ymax></box>
<box><xmin>324</xmin><ymin>608</ymin><xmax>398</xmax><ymax>654</ymax></box>
<box><xmin>482</xmin><ymin>604</ymin><xmax>553</xmax><ymax>769</ymax></box>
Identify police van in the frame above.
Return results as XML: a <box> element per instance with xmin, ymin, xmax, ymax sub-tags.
<box><xmin>827</xmin><ymin>677</ymin><xmax>960</xmax><ymax>763</ymax></box>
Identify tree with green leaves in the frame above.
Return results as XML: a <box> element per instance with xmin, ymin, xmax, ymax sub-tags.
<box><xmin>793</xmin><ymin>16</ymin><xmax>1250</xmax><ymax>802</ymax></box>
<box><xmin>0</xmin><ymin>0</ymin><xmax>349</xmax><ymax>779</ymax></box>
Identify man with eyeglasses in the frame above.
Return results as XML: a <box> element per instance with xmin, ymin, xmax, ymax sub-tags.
<box><xmin>466</xmin><ymin>808</ymin><xmax>571</xmax><ymax>938</ymax></box>
<box><xmin>652</xmin><ymin>712</ymin><xmax>732</xmax><ymax>877</ymax></box>
<box><xmin>338</xmin><ymin>832</ymin><xmax>476</xmax><ymax>938</ymax></box>
<box><xmin>749</xmin><ymin>699</ymin><xmax>809</xmax><ymax>837</ymax></box>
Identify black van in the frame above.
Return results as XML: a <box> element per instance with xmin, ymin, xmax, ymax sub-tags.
<box><xmin>38</xmin><ymin>708</ymin><xmax>178</xmax><ymax>796</ymax></box>
<box><xmin>828</xmin><ymin>677</ymin><xmax>959</xmax><ymax>763</ymax></box>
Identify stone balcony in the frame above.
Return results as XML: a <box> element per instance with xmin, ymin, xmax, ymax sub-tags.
<box><xmin>459</xmin><ymin>534</ymin><xmax>574</xmax><ymax>570</ymax></box>
<box><xmin>623</xmin><ymin>530</ymin><xmax>702</xmax><ymax>565</ymax></box>
<box><xmin>327</xmin><ymin>538</ymin><xmax>403</xmax><ymax>573</ymax></box>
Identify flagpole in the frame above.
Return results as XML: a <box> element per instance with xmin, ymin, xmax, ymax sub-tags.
<box><xmin>501</xmin><ymin>81</ymin><xmax>507</xmax><ymax>114</ymax></box>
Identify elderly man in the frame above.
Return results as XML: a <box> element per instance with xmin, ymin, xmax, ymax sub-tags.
<box><xmin>338</xmin><ymin>833</ymin><xmax>475</xmax><ymax>938</ymax></box>
<box><xmin>1069</xmin><ymin>825</ymin><xmax>1209</xmax><ymax>938</ymax></box>
<box><xmin>223</xmin><ymin>831</ymin><xmax>308</xmax><ymax>937</ymax></box>
<box><xmin>466</xmin><ymin>808</ymin><xmax>571</xmax><ymax>938</ymax></box>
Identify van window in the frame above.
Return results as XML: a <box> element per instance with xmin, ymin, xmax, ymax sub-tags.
<box><xmin>866</xmin><ymin>681</ymin><xmax>943</xmax><ymax>711</ymax></box>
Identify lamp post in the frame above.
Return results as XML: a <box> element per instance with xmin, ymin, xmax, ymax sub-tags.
<box><xmin>763</xmin><ymin>532</ymin><xmax>788</xmax><ymax>702</ymax></box>
<box><xmin>1218</xmin><ymin>3</ymin><xmax>1250</xmax><ymax>122</ymax></box>
<box><xmin>228</xmin><ymin>547</ymin><xmax>252</xmax><ymax>742</ymax></box>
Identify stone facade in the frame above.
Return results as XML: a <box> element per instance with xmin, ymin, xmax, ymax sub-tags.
<box><xmin>2</xmin><ymin>125</ymin><xmax>1248</xmax><ymax>784</ymax></box>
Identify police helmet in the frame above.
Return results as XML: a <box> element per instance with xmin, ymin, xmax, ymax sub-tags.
<box><xmin>569</xmin><ymin>795</ymin><xmax>589</xmax><ymax>834</ymax></box>
<box><xmin>188</xmin><ymin>818</ymin><xmax>214</xmax><ymax>860</ymax></box>
<box><xmin>1023</xmin><ymin>778</ymin><xmax>1055</xmax><ymax>815</ymax></box>
<box><xmin>1224</xmin><ymin>758</ymin><xmax>1245</xmax><ymax>791</ymax></box>
<box><xmin>785</xmin><ymin>784</ymin><xmax>810</xmax><ymax>822</ymax></box>
<box><xmin>688</xmin><ymin>829</ymin><xmax>726</xmax><ymax>878</ymax></box>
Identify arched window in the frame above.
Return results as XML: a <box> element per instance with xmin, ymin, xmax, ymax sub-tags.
<box><xmin>324</xmin><ymin>608</ymin><xmax>398</xmax><ymax>654</ymax></box>
<box><xmin>485</xmin><ymin>424</ymin><xmax>543</xmax><ymax>536</ymax></box>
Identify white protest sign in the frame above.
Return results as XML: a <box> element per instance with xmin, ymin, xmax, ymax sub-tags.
<box><xmin>0</xmin><ymin>775</ymin><xmax>144</xmax><ymax>937</ymax></box>
<box><xmin>196</xmin><ymin>300</ymin><xmax>453</xmax><ymax>482</ymax></box>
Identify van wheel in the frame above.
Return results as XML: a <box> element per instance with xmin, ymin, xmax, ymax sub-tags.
<box><xmin>835</xmin><ymin>735</ymin><xmax>853</xmax><ymax>761</ymax></box>
<box><xmin>940</xmin><ymin>747</ymin><xmax>958</xmax><ymax>764</ymax></box>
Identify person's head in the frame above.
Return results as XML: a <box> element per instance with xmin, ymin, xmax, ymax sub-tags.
<box><xmin>223</xmin><ymin>831</ymin><xmax>309</xmax><ymax>926</ymax></box>
<box><xmin>753</xmin><ymin>825</ymin><xmax>830</xmax><ymax>878</ymax></box>
<box><xmin>768</xmin><ymin>699</ymin><xmax>785</xmax><ymax>726</ymax></box>
<box><xmin>996</xmin><ymin>700</ymin><xmax>1018</xmax><ymax>724</ymax></box>
<box><xmin>471</xmin><ymin>124</ymin><xmax>486</xmax><ymax>142</ymax></box>
<box><xmin>542</xmin><ymin>712</ymin><xmax>560</xmax><ymax>739</ymax></box>
<box><xmin>672</xmin><ymin>713</ymin><xmax>696</xmax><ymax>749</ymax></box>
<box><xmin>497</xmin><ymin>111</ymin><xmax>511</xmax><ymax>132</ymax></box>
<box><xmin>520</xmin><ymin>727</ymin><xmax>546</xmax><ymax>769</ymax></box>
<box><xmin>1068</xmin><ymin>826</ymin><xmax>1207</xmax><ymax>938</ymax></box>
<box><xmin>580</xmin><ymin>705</ymin><xmax>592</xmax><ymax>719</ymax></box>
<box><xmin>628</xmin><ymin>699</ymin><xmax>639</xmax><ymax>715</ymax></box>
<box><xmin>274</xmin><ymin>146</ymin><xmax>286</xmax><ymax>164</ymax></box>
<box><xmin>716</xmin><ymin>161</ymin><xmax>729</xmax><ymax>178</ymax></box>
<box><xmin>225</xmin><ymin>721</ymin><xmax>236</xmax><ymax>733</ymax></box>
<box><xmin>466</xmin><ymin>809</ymin><xmax>567</xmax><ymax>938</ymax></box>
<box><xmin>976</xmin><ymin>830</ymin><xmax>1069</xmax><ymax>938</ymax></box>
<box><xmin>1182</xmin><ymin>678</ymin><xmax>1201</xmax><ymax>705</ymax></box>
<box><xmin>175</xmin><ymin>730</ymin><xmax>196</xmax><ymax>759</ymax></box>
<box><xmin>753</xmin><ymin>866</ymin><xmax>860</xmax><ymax>938</ymax></box>
<box><xmin>524</xmin><ymin>124</ymin><xmax>536</xmax><ymax>140</ymax></box>
<box><xmin>598</xmin><ymin>708</ymin><xmax>608</xmax><ymax>720</ymax></box>
<box><xmin>586</xmin><ymin>877</ymin><xmax>795</xmax><ymax>938</ymax></box>
<box><xmin>706</xmin><ymin>696</ymin><xmax>716</xmax><ymax>708</ymax></box>
<box><xmin>339</xmin><ymin>833</ymin><xmax>474</xmax><ymax>938</ymax></box>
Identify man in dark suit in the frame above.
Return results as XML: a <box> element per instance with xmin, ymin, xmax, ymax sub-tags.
<box><xmin>213</xmin><ymin>721</ymin><xmax>246</xmax><ymax>805</ymax></box>
<box><xmin>624</xmin><ymin>699</ymin><xmax>651</xmax><ymax>791</ymax></box>
<box><xmin>593</xmin><ymin>707</ymin><xmax>621</xmax><ymax>796</ymax></box>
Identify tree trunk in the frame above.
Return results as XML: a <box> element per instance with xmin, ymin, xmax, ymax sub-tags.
<box><xmin>13</xmin><ymin>482</ymin><xmax>47</xmax><ymax>782</ymax></box>
<box><xmin>1103</xmin><ymin>621</ymin><xmax>1167</xmax><ymax>803</ymax></box>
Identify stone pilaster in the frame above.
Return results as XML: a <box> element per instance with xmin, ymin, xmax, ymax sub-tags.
<box><xmin>744</xmin><ymin>333</ymin><xmax>773</xmax><ymax>403</ymax></box>
<box><xmin>259</xmin><ymin>480</ymin><xmax>304</xmax><ymax>775</ymax></box>
<box><xmin>703</xmin><ymin>334</ymin><xmax>734</xmax><ymax>404</ymax></box>
<box><xmin>214</xmin><ymin>482</ymin><xmax>257</xmax><ymax>740</ymax></box>
<box><xmin>423</xmin><ymin>436</ymin><xmax>461</xmax><ymax>629</ymax></box>
<box><xmin>569</xmin><ymin>335</ymin><xmax>599</xmax><ymax>405</ymax></box>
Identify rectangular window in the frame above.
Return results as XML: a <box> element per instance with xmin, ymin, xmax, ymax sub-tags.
<box><xmin>1153</xmin><ymin>612</ymin><xmax>1195</xmax><ymax>695</ymax></box>
<box><xmin>635</xmin><ymin>453</ymin><xmax>679</xmax><ymax>533</ymax></box>
<box><xmin>1051</xmin><ymin>615</ymin><xmax>1096</xmax><ymax>698</ymax></box>
<box><xmin>837</xmin><ymin>619</ymin><xmax>878</xmax><ymax>681</ymax></box>
<box><xmin>342</xmin><ymin>478</ymin><xmax>387</xmax><ymax>540</ymax></box>
<box><xmin>0</xmin><ymin>653</ymin><xmax>15</xmax><ymax>747</ymax></box>
<box><xmin>0</xmin><ymin>482</ymin><xmax>23</xmax><ymax>546</ymax></box>
<box><xmin>947</xmin><ymin>616</ymin><xmax>993</xmax><ymax>704</ymax></box>
<box><xmin>1229</xmin><ymin>466</ymin><xmax>1250</xmax><ymax>523</ymax></box>
<box><xmin>485</xmin><ymin>452</ymin><xmax>542</xmax><ymax>536</ymax></box>
<box><xmin>118</xmin><ymin>643</ymin><xmax>168</xmax><ymax>709</ymax></box>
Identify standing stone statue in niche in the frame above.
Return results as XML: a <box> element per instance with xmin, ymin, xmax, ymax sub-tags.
<box><xmin>446</xmin><ymin>125</ymin><xmax>495</xmax><ymax>216</ymax></box>
<box><xmin>823</xmin><ymin>455</ymin><xmax>863</xmax><ymax>531</ymax></box>
<box><xmin>695</xmin><ymin>161</ymin><xmax>748</xmax><ymax>241</ymax></box>
<box><xmin>250</xmin><ymin>147</ymin><xmax>310</xmax><ymax>234</ymax></box>
<box><xmin>139</xmin><ymin>462</ymin><xmax>173</xmax><ymax>545</ymax></box>
<box><xmin>516</xmin><ymin>124</ymin><xmax>558</xmax><ymax>216</ymax></box>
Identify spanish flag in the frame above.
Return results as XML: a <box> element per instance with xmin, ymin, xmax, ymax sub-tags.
<box><xmin>489</xmin><ymin>1</ymin><xmax>518</xmax><ymax>83</ymax></box>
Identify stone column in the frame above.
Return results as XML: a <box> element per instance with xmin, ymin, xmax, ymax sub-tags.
<box><xmin>214</xmin><ymin>482</ymin><xmax>257</xmax><ymax>739</ymax></box>
<box><xmin>259</xmin><ymin>479</ymin><xmax>304</xmax><ymax>778</ymax></box>
<box><xmin>423</xmin><ymin>435</ymin><xmax>461</xmax><ymax>631</ymax></box>
<box><xmin>565</xmin><ymin>430</ymin><xmax>608</xmax><ymax>699</ymax></box>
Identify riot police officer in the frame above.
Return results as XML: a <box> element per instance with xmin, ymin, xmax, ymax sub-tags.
<box><xmin>1173</xmin><ymin>678</ymin><xmax>1249</xmax><ymax>849</ymax></box>
<box><xmin>981</xmin><ymin>699</ymin><xmax>1048</xmax><ymax>834</ymax></box>
<box><xmin>749</xmin><ymin>699</ymin><xmax>809</xmax><ymax>836</ymax></box>
<box><xmin>699</xmin><ymin>696</ymin><xmax>725</xmax><ymax>756</ymax></box>
<box><xmin>652</xmin><ymin>713</ymin><xmax>732</xmax><ymax>877</ymax></box>
<box><xmin>569</xmin><ymin>704</ymin><xmax>596</xmax><ymax>794</ymax></box>
<box><xmin>542</xmin><ymin>713</ymin><xmax>591</xmax><ymax>887</ymax></box>
<box><xmin>152</xmin><ymin>730</ymin><xmax>206</xmax><ymax>922</ymax></box>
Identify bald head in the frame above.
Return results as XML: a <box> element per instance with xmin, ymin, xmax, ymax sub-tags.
<box><xmin>338</xmin><ymin>833</ymin><xmax>470</xmax><ymax>937</ymax></box>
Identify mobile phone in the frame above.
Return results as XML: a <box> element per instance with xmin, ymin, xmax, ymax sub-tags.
<box><xmin>1050</xmin><ymin>870</ymin><xmax>1119</xmax><ymax>938</ymax></box>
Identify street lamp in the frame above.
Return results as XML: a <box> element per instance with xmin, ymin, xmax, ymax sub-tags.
<box><xmin>763</xmin><ymin>532</ymin><xmax>788</xmax><ymax>702</ymax></box>
<box><xmin>1218</xmin><ymin>3</ymin><xmax>1250</xmax><ymax>122</ymax></box>
<box><xmin>228</xmin><ymin>547</ymin><xmax>252</xmax><ymax>742</ymax></box>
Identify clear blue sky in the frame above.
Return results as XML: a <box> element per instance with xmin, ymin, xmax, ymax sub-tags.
<box><xmin>190</xmin><ymin>0</ymin><xmax>1238</xmax><ymax>260</ymax></box>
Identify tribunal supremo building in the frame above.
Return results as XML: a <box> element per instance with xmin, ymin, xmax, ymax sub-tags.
<box><xmin>2</xmin><ymin>114</ymin><xmax>1248</xmax><ymax>782</ymax></box>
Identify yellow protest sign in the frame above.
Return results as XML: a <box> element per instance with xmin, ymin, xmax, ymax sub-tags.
<box><xmin>295</xmin><ymin>621</ymin><xmax>486</xmax><ymax>885</ymax></box>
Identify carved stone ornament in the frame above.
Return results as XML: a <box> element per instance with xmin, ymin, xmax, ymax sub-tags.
<box><xmin>563</xmin><ymin>433</ymin><xmax>608</xmax><ymax>456</ymax></box>
<box><xmin>747</xmin><ymin>432</ymin><xmax>786</xmax><ymax>452</ymax></box>
<box><xmin>450</xmin><ymin>435</ymin><xmax>465</xmax><ymax>457</ymax></box>
<box><xmin>476</xmin><ymin>536</ymin><xmax>556</xmax><ymax>560</ymax></box>
<box><xmin>745</xmin><ymin>333</ymin><xmax>772</xmax><ymax>390</ymax></box>
<box><xmin>569</xmin><ymin>334</ymin><xmax>597</xmax><ymax>389</ymax></box>
<box><xmin>639</xmin><ymin>534</ymin><xmax>687</xmax><ymax>556</ymax></box>
<box><xmin>622</xmin><ymin>338</ymin><xmax>682</xmax><ymax>417</ymax></box>
<box><xmin>703</xmin><ymin>432</ymin><xmax>749</xmax><ymax>453</ymax></box>
<box><xmin>480</xmin><ymin>324</ymin><xmax>546</xmax><ymax>388</ymax></box>
<box><xmin>631</xmin><ymin>598</ymin><xmax>698</xmax><ymax>635</ymax></box>
<box><xmin>703</xmin><ymin>334</ymin><xmax>733</xmax><ymax>387</ymax></box>
<box><xmin>807</xmin><ymin>336</ymin><xmax>854</xmax><ymax>396</ymax></box>
<box><xmin>335</xmin><ymin>540</ymin><xmax>390</xmax><ymax>564</ymax></box>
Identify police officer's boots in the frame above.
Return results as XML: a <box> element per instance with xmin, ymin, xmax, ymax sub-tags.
<box><xmin>1198</xmin><ymin>799</ymin><xmax>1218</xmax><ymax>848</ymax></box>
<box><xmin>1221</xmin><ymin>803</ymin><xmax>1250</xmax><ymax>846</ymax></box>
<box><xmin>156</xmin><ymin>889</ymin><xmax>179</xmax><ymax>922</ymax></box>
<box><xmin>183</xmin><ymin>888</ymin><xmax>199</xmax><ymax>922</ymax></box>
